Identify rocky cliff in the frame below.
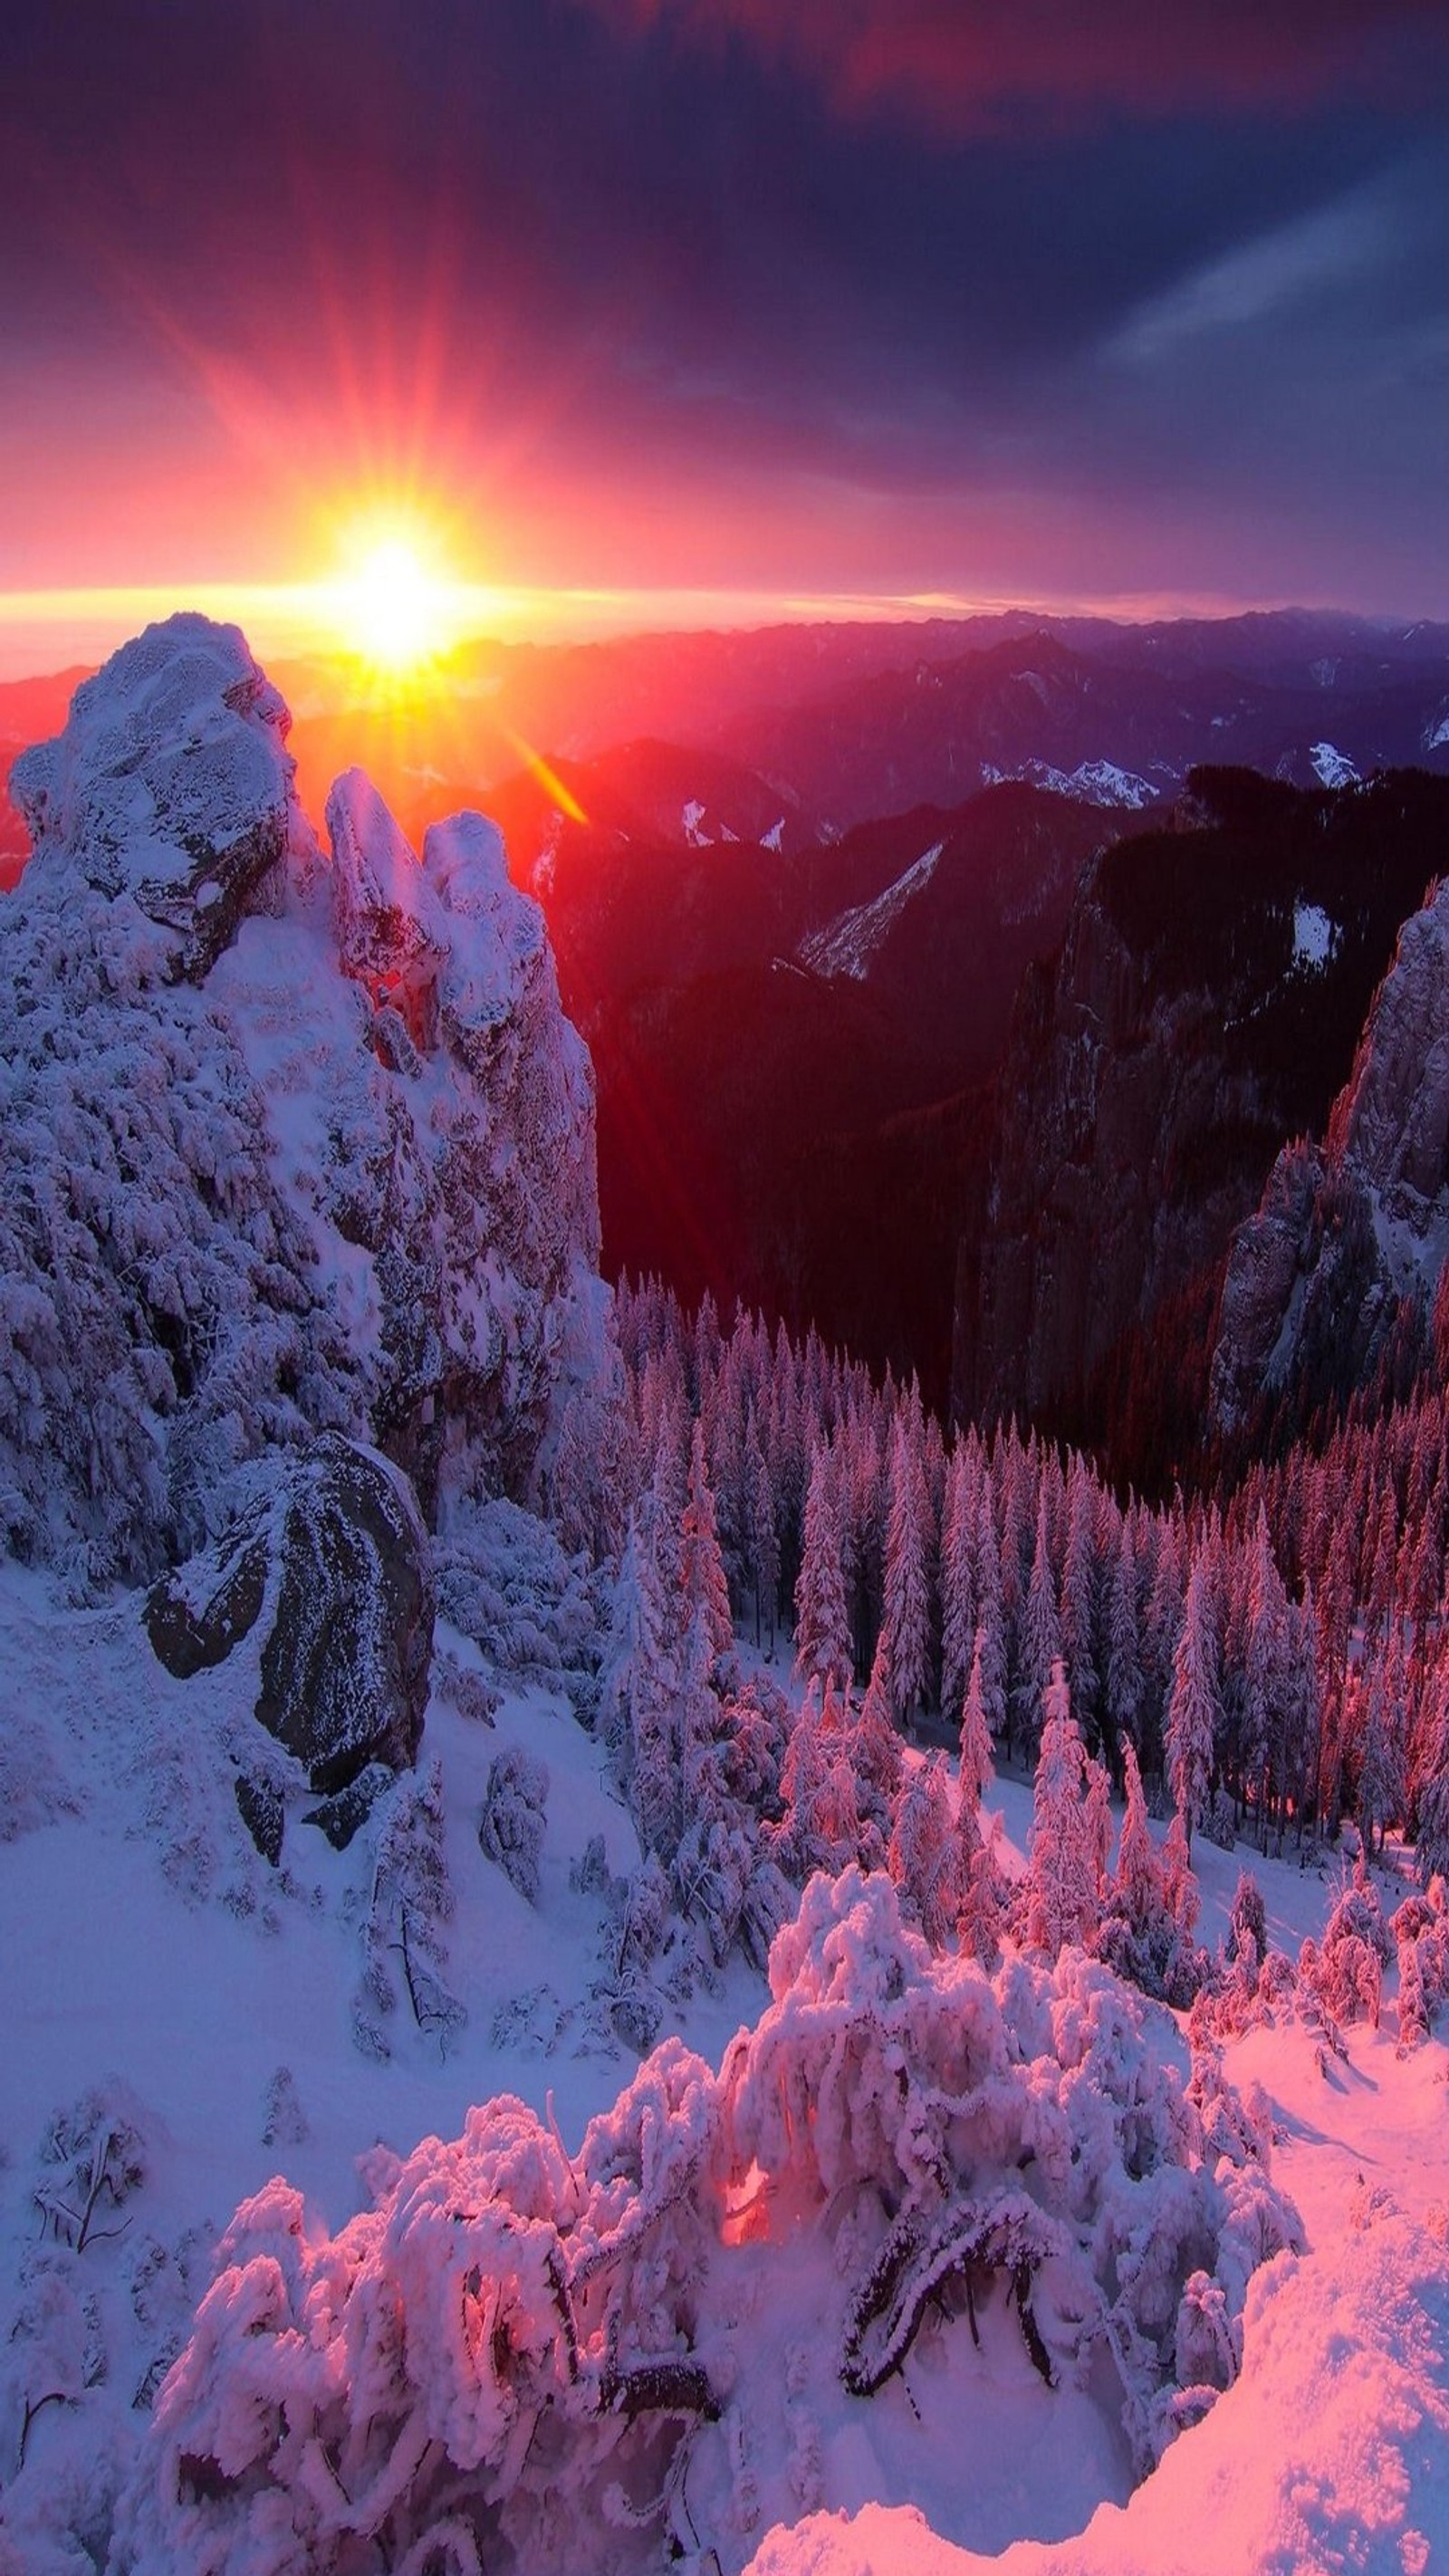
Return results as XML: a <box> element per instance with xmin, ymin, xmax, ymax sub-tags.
<box><xmin>1</xmin><ymin>615</ymin><xmax>604</xmax><ymax>1581</ymax></box>
<box><xmin>954</xmin><ymin>769</ymin><xmax>1449</xmax><ymax>1479</ymax></box>
<box><xmin>1211</xmin><ymin>864</ymin><xmax>1449</xmax><ymax>1436</ymax></box>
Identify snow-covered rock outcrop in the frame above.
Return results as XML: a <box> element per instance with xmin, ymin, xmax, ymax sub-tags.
<box><xmin>11</xmin><ymin>615</ymin><xmax>306</xmax><ymax>983</ymax></box>
<box><xmin>145</xmin><ymin>1434</ymin><xmax>434</xmax><ymax>1853</ymax></box>
<box><xmin>0</xmin><ymin>616</ymin><xmax>604</xmax><ymax>1581</ymax></box>
<box><xmin>1211</xmin><ymin>871</ymin><xmax>1449</xmax><ymax>1431</ymax></box>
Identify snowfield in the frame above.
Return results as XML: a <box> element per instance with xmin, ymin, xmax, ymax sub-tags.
<box><xmin>1</xmin><ymin>1553</ymin><xmax>1445</xmax><ymax>2574</ymax></box>
<box><xmin>0</xmin><ymin>1555</ymin><xmax>762</xmax><ymax>2570</ymax></box>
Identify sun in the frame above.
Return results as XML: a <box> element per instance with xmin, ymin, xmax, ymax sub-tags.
<box><xmin>341</xmin><ymin>536</ymin><xmax>450</xmax><ymax>674</ymax></box>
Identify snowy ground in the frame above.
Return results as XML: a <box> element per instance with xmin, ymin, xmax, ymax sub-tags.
<box><xmin>745</xmin><ymin>2029</ymin><xmax>1449</xmax><ymax>2576</ymax></box>
<box><xmin>0</xmin><ymin>1559</ymin><xmax>761</xmax><ymax>2562</ymax></box>
<box><xmin>2</xmin><ymin>1567</ymin><xmax>1446</xmax><ymax>2572</ymax></box>
<box><xmin>744</xmin><ymin>1780</ymin><xmax>1449</xmax><ymax>2576</ymax></box>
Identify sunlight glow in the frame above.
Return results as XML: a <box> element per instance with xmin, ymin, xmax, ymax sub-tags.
<box><xmin>313</xmin><ymin>502</ymin><xmax>483</xmax><ymax>683</ymax></box>
<box><xmin>343</xmin><ymin>539</ymin><xmax>446</xmax><ymax>671</ymax></box>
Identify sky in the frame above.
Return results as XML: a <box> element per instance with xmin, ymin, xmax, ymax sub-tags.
<box><xmin>3</xmin><ymin>0</ymin><xmax>1448</xmax><ymax>668</ymax></box>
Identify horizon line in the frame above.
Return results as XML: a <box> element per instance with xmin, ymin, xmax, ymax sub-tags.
<box><xmin>0</xmin><ymin>577</ymin><xmax>1431</xmax><ymax>685</ymax></box>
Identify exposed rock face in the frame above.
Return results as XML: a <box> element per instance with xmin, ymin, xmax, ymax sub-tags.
<box><xmin>955</xmin><ymin>849</ymin><xmax>1277</xmax><ymax>1443</ymax></box>
<box><xmin>147</xmin><ymin>1434</ymin><xmax>433</xmax><ymax>1812</ymax></box>
<box><xmin>1211</xmin><ymin>872</ymin><xmax>1449</xmax><ymax>1432</ymax></box>
<box><xmin>10</xmin><ymin>616</ymin><xmax>305</xmax><ymax>981</ymax></box>
<box><xmin>0</xmin><ymin>616</ymin><xmax>606</xmax><ymax>1581</ymax></box>
<box><xmin>954</xmin><ymin>771</ymin><xmax>1449</xmax><ymax>1473</ymax></box>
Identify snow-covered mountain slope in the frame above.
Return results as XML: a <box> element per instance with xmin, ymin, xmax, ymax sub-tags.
<box><xmin>0</xmin><ymin>616</ymin><xmax>605</xmax><ymax>1580</ymax></box>
<box><xmin>799</xmin><ymin>841</ymin><xmax>945</xmax><ymax>980</ymax></box>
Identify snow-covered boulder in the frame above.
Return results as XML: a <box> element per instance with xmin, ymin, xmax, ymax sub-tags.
<box><xmin>0</xmin><ymin>616</ymin><xmax>606</xmax><ymax>1581</ymax></box>
<box><xmin>145</xmin><ymin>1436</ymin><xmax>433</xmax><ymax>1828</ymax></box>
<box><xmin>10</xmin><ymin>614</ymin><xmax>307</xmax><ymax>982</ymax></box>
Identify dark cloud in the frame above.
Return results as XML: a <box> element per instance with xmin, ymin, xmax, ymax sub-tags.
<box><xmin>590</xmin><ymin>0</ymin><xmax>1449</xmax><ymax>126</ymax></box>
<box><xmin>1</xmin><ymin>0</ymin><xmax>1446</xmax><ymax>610</ymax></box>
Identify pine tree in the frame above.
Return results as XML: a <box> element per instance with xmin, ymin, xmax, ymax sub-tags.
<box><xmin>1283</xmin><ymin>1578</ymin><xmax>1321</xmax><ymax>1832</ymax></box>
<box><xmin>1105</xmin><ymin>1512</ymin><xmax>1144</xmax><ymax>1761</ymax></box>
<box><xmin>705</xmin><ymin>1340</ymin><xmax>747</xmax><ymax>1595</ymax></box>
<box><xmin>1365</xmin><ymin>1479</ymin><xmax>1398</xmax><ymax>1649</ymax></box>
<box><xmin>939</xmin><ymin>1446</ymin><xmax>977</xmax><ymax>1723</ymax></box>
<box><xmin>1060</xmin><ymin>1456</ymin><xmax>1101</xmax><ymax>1742</ymax></box>
<box><xmin>1097</xmin><ymin>1737</ymin><xmax>1198</xmax><ymax>2003</ymax></box>
<box><xmin>743</xmin><ymin>1403</ymin><xmax>780</xmax><ymax>1653</ymax></box>
<box><xmin>958</xmin><ymin>1632</ymin><xmax>995</xmax><ymax>1811</ymax></box>
<box><xmin>793</xmin><ymin>1442</ymin><xmax>852</xmax><ymax>1693</ymax></box>
<box><xmin>1084</xmin><ymin>1755</ymin><xmax>1114</xmax><ymax>1902</ymax></box>
<box><xmin>957</xmin><ymin>1812</ymin><xmax>1006</xmax><ymax>1966</ymax></box>
<box><xmin>771</xmin><ymin>1687</ymin><xmax>829</xmax><ymax>1878</ymax></box>
<box><xmin>1415</xmin><ymin>1670</ymin><xmax>1449</xmax><ymax>1886</ymax></box>
<box><xmin>881</xmin><ymin>1417</ymin><xmax>935</xmax><ymax>1720</ymax></box>
<box><xmin>1396</xmin><ymin>1935</ymin><xmax>1429</xmax><ymax>2051</ymax></box>
<box><xmin>1142</xmin><ymin>1512</ymin><xmax>1185</xmax><ymax>1767</ymax></box>
<box><xmin>1015</xmin><ymin>1490</ymin><xmax>1061</xmax><ymax>1754</ymax></box>
<box><xmin>1226</xmin><ymin>1868</ymin><xmax>1268</xmax><ymax>1976</ymax></box>
<box><xmin>680</xmin><ymin>1417</ymin><xmax>734</xmax><ymax>1677</ymax></box>
<box><xmin>888</xmin><ymin>1754</ymin><xmax>959</xmax><ymax>1947</ymax></box>
<box><xmin>1240</xmin><ymin>1508</ymin><xmax>1291</xmax><ymax>1841</ymax></box>
<box><xmin>1166</xmin><ymin>1559</ymin><xmax>1219</xmax><ymax>1852</ymax></box>
<box><xmin>1161</xmin><ymin>1810</ymin><xmax>1200</xmax><ymax>1944</ymax></box>
<box><xmin>845</xmin><ymin>1414</ymin><xmax>885</xmax><ymax>1676</ymax></box>
<box><xmin>1113</xmin><ymin>1741</ymin><xmax>1165</xmax><ymax>1934</ymax></box>
<box><xmin>648</xmin><ymin>1398</ymin><xmax>689</xmax><ymax>1591</ymax></box>
<box><xmin>1358</xmin><ymin>1640</ymin><xmax>1408</xmax><ymax>1859</ymax></box>
<box><xmin>974</xmin><ymin>1483</ymin><xmax>1008</xmax><ymax>1740</ymax></box>
<box><xmin>944</xmin><ymin>1625</ymin><xmax>995</xmax><ymax>1959</ymax></box>
<box><xmin>849</xmin><ymin>1629</ymin><xmax>905</xmax><ymax>1834</ymax></box>
<box><xmin>614</xmin><ymin>1491</ymin><xmax>686</xmax><ymax>1860</ymax></box>
<box><xmin>1023</xmin><ymin>1660</ymin><xmax>1095</xmax><ymax>1956</ymax></box>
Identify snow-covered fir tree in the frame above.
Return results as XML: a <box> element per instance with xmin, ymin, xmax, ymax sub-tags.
<box><xmin>880</xmin><ymin>1413</ymin><xmax>935</xmax><ymax>1719</ymax></box>
<box><xmin>793</xmin><ymin>1440</ymin><xmax>852</xmax><ymax>1694</ymax></box>
<box><xmin>1166</xmin><ymin>1558</ymin><xmax>1219</xmax><ymax>1852</ymax></box>
<box><xmin>1022</xmin><ymin>1660</ymin><xmax>1096</xmax><ymax>1956</ymax></box>
<box><xmin>680</xmin><ymin>1416</ymin><xmax>734</xmax><ymax>1678</ymax></box>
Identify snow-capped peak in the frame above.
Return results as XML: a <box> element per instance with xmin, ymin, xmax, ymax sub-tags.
<box><xmin>981</xmin><ymin>756</ymin><xmax>1162</xmax><ymax>810</ymax></box>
